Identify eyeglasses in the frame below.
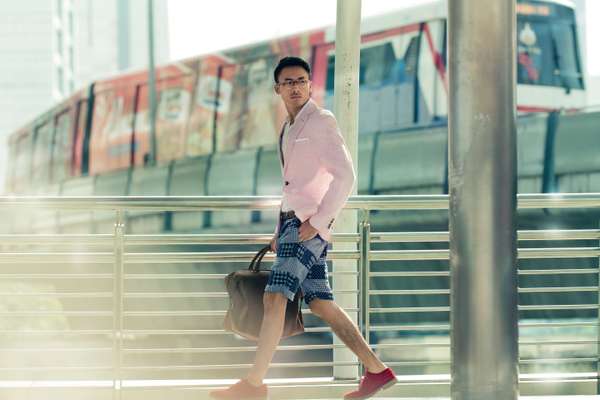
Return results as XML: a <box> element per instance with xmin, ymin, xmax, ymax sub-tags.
<box><xmin>277</xmin><ymin>79</ymin><xmax>309</xmax><ymax>89</ymax></box>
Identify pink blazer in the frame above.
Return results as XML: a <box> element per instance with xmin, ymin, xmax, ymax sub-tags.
<box><xmin>275</xmin><ymin>99</ymin><xmax>356</xmax><ymax>242</ymax></box>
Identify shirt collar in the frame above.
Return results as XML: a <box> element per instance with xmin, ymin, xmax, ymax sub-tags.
<box><xmin>287</xmin><ymin>98</ymin><xmax>313</xmax><ymax>125</ymax></box>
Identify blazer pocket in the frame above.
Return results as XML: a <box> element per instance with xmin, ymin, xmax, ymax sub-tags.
<box><xmin>294</xmin><ymin>138</ymin><xmax>310</xmax><ymax>143</ymax></box>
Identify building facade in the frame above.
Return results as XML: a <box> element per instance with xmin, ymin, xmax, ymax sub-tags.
<box><xmin>0</xmin><ymin>0</ymin><xmax>169</xmax><ymax>191</ymax></box>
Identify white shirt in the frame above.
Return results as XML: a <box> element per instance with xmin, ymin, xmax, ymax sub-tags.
<box><xmin>281</xmin><ymin>121</ymin><xmax>292</xmax><ymax>211</ymax></box>
<box><xmin>280</xmin><ymin>100</ymin><xmax>311</xmax><ymax>212</ymax></box>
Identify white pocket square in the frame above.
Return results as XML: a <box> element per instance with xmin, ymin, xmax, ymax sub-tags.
<box><xmin>295</xmin><ymin>138</ymin><xmax>309</xmax><ymax>143</ymax></box>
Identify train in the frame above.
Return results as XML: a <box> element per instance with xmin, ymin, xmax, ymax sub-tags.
<box><xmin>4</xmin><ymin>0</ymin><xmax>586</xmax><ymax>195</ymax></box>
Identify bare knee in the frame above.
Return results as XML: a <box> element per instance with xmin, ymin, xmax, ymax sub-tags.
<box><xmin>263</xmin><ymin>292</ymin><xmax>288</xmax><ymax>314</ymax></box>
<box><xmin>309</xmin><ymin>299</ymin><xmax>338</xmax><ymax>321</ymax></box>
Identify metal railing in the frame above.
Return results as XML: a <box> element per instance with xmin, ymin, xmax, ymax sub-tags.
<box><xmin>0</xmin><ymin>194</ymin><xmax>599</xmax><ymax>398</ymax></box>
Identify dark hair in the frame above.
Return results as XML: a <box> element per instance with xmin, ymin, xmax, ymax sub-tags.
<box><xmin>273</xmin><ymin>56</ymin><xmax>311</xmax><ymax>83</ymax></box>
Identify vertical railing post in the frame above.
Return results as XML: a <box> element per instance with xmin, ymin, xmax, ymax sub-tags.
<box><xmin>597</xmin><ymin>220</ymin><xmax>600</xmax><ymax>395</ymax></box>
<box><xmin>113</xmin><ymin>210</ymin><xmax>125</xmax><ymax>400</ymax></box>
<box><xmin>333</xmin><ymin>0</ymin><xmax>361</xmax><ymax>380</ymax></box>
<box><xmin>359</xmin><ymin>209</ymin><xmax>371</xmax><ymax>376</ymax></box>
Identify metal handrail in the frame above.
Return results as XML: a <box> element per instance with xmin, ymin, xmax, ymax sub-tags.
<box><xmin>0</xmin><ymin>193</ymin><xmax>599</xmax><ymax>398</ymax></box>
<box><xmin>1</xmin><ymin>192</ymin><xmax>600</xmax><ymax>210</ymax></box>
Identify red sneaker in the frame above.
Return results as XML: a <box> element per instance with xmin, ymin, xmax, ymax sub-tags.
<box><xmin>209</xmin><ymin>379</ymin><xmax>268</xmax><ymax>399</ymax></box>
<box><xmin>344</xmin><ymin>367</ymin><xmax>397</xmax><ymax>399</ymax></box>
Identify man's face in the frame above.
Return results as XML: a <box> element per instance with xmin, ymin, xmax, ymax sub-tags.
<box><xmin>274</xmin><ymin>66</ymin><xmax>312</xmax><ymax>109</ymax></box>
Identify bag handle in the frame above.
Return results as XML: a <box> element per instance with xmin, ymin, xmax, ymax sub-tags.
<box><xmin>248</xmin><ymin>245</ymin><xmax>272</xmax><ymax>272</ymax></box>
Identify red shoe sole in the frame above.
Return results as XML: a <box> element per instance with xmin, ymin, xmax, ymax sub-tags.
<box><xmin>345</xmin><ymin>376</ymin><xmax>398</xmax><ymax>400</ymax></box>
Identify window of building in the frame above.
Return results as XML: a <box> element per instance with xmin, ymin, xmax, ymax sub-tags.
<box><xmin>57</xmin><ymin>67</ymin><xmax>64</xmax><ymax>95</ymax></box>
<box><xmin>56</xmin><ymin>0</ymin><xmax>63</xmax><ymax>20</ymax></box>
<box><xmin>68</xmin><ymin>11</ymin><xmax>74</xmax><ymax>36</ymax></box>
<box><xmin>69</xmin><ymin>46</ymin><xmax>74</xmax><ymax>71</ymax></box>
<box><xmin>56</xmin><ymin>30</ymin><xmax>63</xmax><ymax>57</ymax></box>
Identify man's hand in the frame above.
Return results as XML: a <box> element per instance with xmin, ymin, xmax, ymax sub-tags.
<box><xmin>269</xmin><ymin>235</ymin><xmax>278</xmax><ymax>253</ymax></box>
<box><xmin>298</xmin><ymin>220</ymin><xmax>319</xmax><ymax>242</ymax></box>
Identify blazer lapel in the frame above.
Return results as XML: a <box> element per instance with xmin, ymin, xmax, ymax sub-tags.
<box><xmin>283</xmin><ymin>100</ymin><xmax>318</xmax><ymax>175</ymax></box>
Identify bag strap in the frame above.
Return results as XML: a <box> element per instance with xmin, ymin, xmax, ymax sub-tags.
<box><xmin>248</xmin><ymin>245</ymin><xmax>272</xmax><ymax>272</ymax></box>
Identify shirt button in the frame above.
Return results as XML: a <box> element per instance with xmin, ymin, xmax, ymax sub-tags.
<box><xmin>285</xmin><ymin>181</ymin><xmax>289</xmax><ymax>186</ymax></box>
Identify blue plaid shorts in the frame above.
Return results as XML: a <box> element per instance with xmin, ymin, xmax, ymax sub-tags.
<box><xmin>265</xmin><ymin>216</ymin><xmax>333</xmax><ymax>305</ymax></box>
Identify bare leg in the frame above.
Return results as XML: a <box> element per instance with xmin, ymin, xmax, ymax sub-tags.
<box><xmin>310</xmin><ymin>299</ymin><xmax>386</xmax><ymax>373</ymax></box>
<box><xmin>245</xmin><ymin>292</ymin><xmax>288</xmax><ymax>386</ymax></box>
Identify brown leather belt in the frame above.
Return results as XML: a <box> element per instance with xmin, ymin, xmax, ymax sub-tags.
<box><xmin>279</xmin><ymin>210</ymin><xmax>296</xmax><ymax>220</ymax></box>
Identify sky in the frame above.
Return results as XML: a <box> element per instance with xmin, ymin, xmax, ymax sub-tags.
<box><xmin>168</xmin><ymin>0</ymin><xmax>436</xmax><ymax>59</ymax></box>
<box><xmin>168</xmin><ymin>0</ymin><xmax>600</xmax><ymax>76</ymax></box>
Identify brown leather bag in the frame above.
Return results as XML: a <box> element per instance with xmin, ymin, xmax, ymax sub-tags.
<box><xmin>223</xmin><ymin>245</ymin><xmax>304</xmax><ymax>341</ymax></box>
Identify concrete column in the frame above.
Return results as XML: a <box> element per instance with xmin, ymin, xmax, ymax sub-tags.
<box><xmin>448</xmin><ymin>0</ymin><xmax>519</xmax><ymax>399</ymax></box>
<box><xmin>332</xmin><ymin>0</ymin><xmax>361</xmax><ymax>380</ymax></box>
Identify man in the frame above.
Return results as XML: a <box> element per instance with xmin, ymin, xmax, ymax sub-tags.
<box><xmin>210</xmin><ymin>57</ymin><xmax>397</xmax><ymax>400</ymax></box>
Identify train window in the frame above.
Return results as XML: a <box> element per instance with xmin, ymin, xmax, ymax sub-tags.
<box><xmin>32</xmin><ymin>120</ymin><xmax>53</xmax><ymax>188</ymax></box>
<box><xmin>185</xmin><ymin>58</ymin><xmax>234</xmax><ymax>157</ymax></box>
<box><xmin>517</xmin><ymin>3</ymin><xmax>583</xmax><ymax>90</ymax></box>
<box><xmin>221</xmin><ymin>57</ymin><xmax>283</xmax><ymax>151</ymax></box>
<box><xmin>52</xmin><ymin>110</ymin><xmax>72</xmax><ymax>183</ymax></box>
<box><xmin>155</xmin><ymin>81</ymin><xmax>192</xmax><ymax>163</ymax></box>
<box><xmin>550</xmin><ymin>23</ymin><xmax>584</xmax><ymax>90</ymax></box>
<box><xmin>360</xmin><ymin>43</ymin><xmax>396</xmax><ymax>87</ymax></box>
<box><xmin>89</xmin><ymin>86</ymin><xmax>135</xmax><ymax>175</ymax></box>
<box><xmin>14</xmin><ymin>133</ymin><xmax>31</xmax><ymax>192</ymax></box>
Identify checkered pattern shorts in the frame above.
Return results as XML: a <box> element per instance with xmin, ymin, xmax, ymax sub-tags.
<box><xmin>265</xmin><ymin>216</ymin><xmax>333</xmax><ymax>305</ymax></box>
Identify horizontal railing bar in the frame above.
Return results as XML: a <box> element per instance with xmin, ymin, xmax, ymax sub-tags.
<box><xmin>369</xmin><ymin>271</ymin><xmax>449</xmax><ymax>277</ymax></box>
<box><xmin>2</xmin><ymin>193</ymin><xmax>600</xmax><ymax>211</ymax></box>
<box><xmin>0</xmin><ymin>274</ymin><xmax>113</xmax><ymax>280</ymax></box>
<box><xmin>519</xmin><ymin>321</ymin><xmax>597</xmax><ymax>328</ymax></box>
<box><xmin>520</xmin><ymin>340</ymin><xmax>597</xmax><ymax>346</ymax></box>
<box><xmin>0</xmin><ymin>366</ymin><xmax>113</xmax><ymax>372</ymax></box>
<box><xmin>370</xmin><ymin>305</ymin><xmax>600</xmax><ymax>314</ymax></box>
<box><xmin>122</xmin><ymin>327</ymin><xmax>334</xmax><ymax>335</ymax></box>
<box><xmin>518</xmin><ymin>269</ymin><xmax>598</xmax><ymax>275</ymax></box>
<box><xmin>122</xmin><ymin>309</ymin><xmax>359</xmax><ymax>317</ymax></box>
<box><xmin>0</xmin><ymin>347</ymin><xmax>112</xmax><ymax>352</ymax></box>
<box><xmin>367</xmin><ymin>340</ymin><xmax>597</xmax><ymax>348</ymax></box>
<box><xmin>125</xmin><ymin>233</ymin><xmax>360</xmax><ymax>245</ymax></box>
<box><xmin>0</xmin><ymin>253</ymin><xmax>114</xmax><ymax>264</ymax></box>
<box><xmin>370</xmin><ymin>232</ymin><xmax>449</xmax><ymax>243</ymax></box>
<box><xmin>519</xmin><ymin>248</ymin><xmax>600</xmax><ymax>259</ymax></box>
<box><xmin>369</xmin><ymin>248</ymin><xmax>600</xmax><ymax>261</ymax></box>
<box><xmin>370</xmin><ymin>250</ymin><xmax>449</xmax><ymax>261</ymax></box>
<box><xmin>0</xmin><ymin>234</ymin><xmax>114</xmax><ymax>245</ymax></box>
<box><xmin>0</xmin><ymin>311</ymin><xmax>112</xmax><ymax>317</ymax></box>
<box><xmin>519</xmin><ymin>305</ymin><xmax>598</xmax><ymax>311</ymax></box>
<box><xmin>519</xmin><ymin>358</ymin><xmax>597</xmax><ymax>364</ymax></box>
<box><xmin>125</xmin><ymin>289</ymin><xmax>357</xmax><ymax>299</ymax></box>
<box><xmin>0</xmin><ymin>292</ymin><xmax>113</xmax><ymax>298</ymax></box>
<box><xmin>370</xmin><ymin>289</ymin><xmax>450</xmax><ymax>295</ymax></box>
<box><xmin>124</xmin><ymin>251</ymin><xmax>359</xmax><ymax>263</ymax></box>
<box><xmin>518</xmin><ymin>229</ymin><xmax>600</xmax><ymax>241</ymax></box>
<box><xmin>385</xmin><ymin>361</ymin><xmax>450</xmax><ymax>366</ymax></box>
<box><xmin>369</xmin><ymin>324</ymin><xmax>450</xmax><ymax>332</ymax></box>
<box><xmin>1</xmin><ymin>229</ymin><xmax>594</xmax><ymax>246</ymax></box>
<box><xmin>121</xmin><ymin>361</ymin><xmax>360</xmax><ymax>371</ymax></box>
<box><xmin>368</xmin><ymin>321</ymin><xmax>597</xmax><ymax>332</ymax></box>
<box><xmin>518</xmin><ymin>286</ymin><xmax>598</xmax><ymax>293</ymax></box>
<box><xmin>370</xmin><ymin>306</ymin><xmax>450</xmax><ymax>313</ymax></box>
<box><xmin>124</xmin><ymin>271</ymin><xmax>359</xmax><ymax>280</ymax></box>
<box><xmin>0</xmin><ymin>330</ymin><xmax>113</xmax><ymax>335</ymax></box>
<box><xmin>123</xmin><ymin>344</ymin><xmax>346</xmax><ymax>354</ymax></box>
<box><xmin>371</xmin><ymin>229</ymin><xmax>600</xmax><ymax>243</ymax></box>
<box><xmin>363</xmin><ymin>287</ymin><xmax>596</xmax><ymax>295</ymax></box>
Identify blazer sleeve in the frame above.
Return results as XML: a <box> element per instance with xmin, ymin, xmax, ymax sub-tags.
<box><xmin>308</xmin><ymin>114</ymin><xmax>356</xmax><ymax>233</ymax></box>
